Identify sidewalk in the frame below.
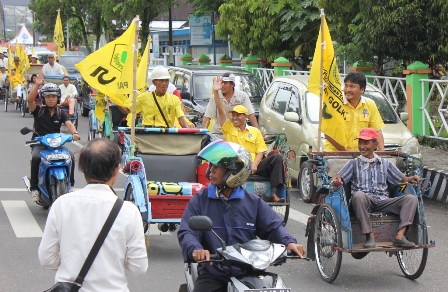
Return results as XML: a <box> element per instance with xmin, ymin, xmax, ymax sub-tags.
<box><xmin>421</xmin><ymin>146</ymin><xmax>448</xmax><ymax>203</ymax></box>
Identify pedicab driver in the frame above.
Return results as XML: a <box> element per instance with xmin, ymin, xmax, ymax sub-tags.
<box><xmin>27</xmin><ymin>71</ymin><xmax>80</xmax><ymax>202</ymax></box>
<box><xmin>178</xmin><ymin>141</ymin><xmax>305</xmax><ymax>292</ymax></box>
<box><xmin>128</xmin><ymin>65</ymin><xmax>193</xmax><ymax>128</ymax></box>
<box><xmin>331</xmin><ymin>128</ymin><xmax>420</xmax><ymax>248</ymax></box>
<box><xmin>212</xmin><ymin>75</ymin><xmax>286</xmax><ymax>203</ymax></box>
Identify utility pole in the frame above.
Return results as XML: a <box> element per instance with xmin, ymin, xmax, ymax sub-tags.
<box><xmin>168</xmin><ymin>3</ymin><xmax>174</xmax><ymax>66</ymax></box>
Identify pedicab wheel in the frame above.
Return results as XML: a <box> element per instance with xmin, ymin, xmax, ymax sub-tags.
<box><xmin>4</xmin><ymin>98</ymin><xmax>7</xmax><ymax>112</ymax></box>
<box><xmin>88</xmin><ymin>118</ymin><xmax>95</xmax><ymax>140</ymax></box>
<box><xmin>268</xmin><ymin>190</ymin><xmax>290</xmax><ymax>225</ymax></box>
<box><xmin>314</xmin><ymin>203</ymin><xmax>342</xmax><ymax>283</ymax></box>
<box><xmin>21</xmin><ymin>98</ymin><xmax>26</xmax><ymax>117</ymax></box>
<box><xmin>15</xmin><ymin>99</ymin><xmax>18</xmax><ymax>110</ymax></box>
<box><xmin>125</xmin><ymin>184</ymin><xmax>149</xmax><ymax>233</ymax></box>
<box><xmin>397</xmin><ymin>247</ymin><xmax>428</xmax><ymax>280</ymax></box>
<box><xmin>298</xmin><ymin>161</ymin><xmax>315</xmax><ymax>203</ymax></box>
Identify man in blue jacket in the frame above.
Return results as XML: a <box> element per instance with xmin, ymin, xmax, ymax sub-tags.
<box><xmin>178</xmin><ymin>140</ymin><xmax>305</xmax><ymax>292</ymax></box>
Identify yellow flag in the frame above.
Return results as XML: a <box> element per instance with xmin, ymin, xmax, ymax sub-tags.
<box><xmin>95</xmin><ymin>91</ymin><xmax>106</xmax><ymax>123</ymax></box>
<box><xmin>54</xmin><ymin>9</ymin><xmax>66</xmax><ymax>58</ymax></box>
<box><xmin>307</xmin><ymin>14</ymin><xmax>347</xmax><ymax>149</ymax></box>
<box><xmin>19</xmin><ymin>45</ymin><xmax>29</xmax><ymax>75</ymax></box>
<box><xmin>14</xmin><ymin>39</ymin><xmax>19</xmax><ymax>57</ymax></box>
<box><xmin>137</xmin><ymin>37</ymin><xmax>151</xmax><ymax>90</ymax></box>
<box><xmin>75</xmin><ymin>19</ymin><xmax>136</xmax><ymax>107</ymax></box>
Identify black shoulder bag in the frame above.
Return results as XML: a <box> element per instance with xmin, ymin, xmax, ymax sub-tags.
<box><xmin>152</xmin><ymin>92</ymin><xmax>170</xmax><ymax>127</ymax></box>
<box><xmin>44</xmin><ymin>198</ymin><xmax>124</xmax><ymax>292</ymax></box>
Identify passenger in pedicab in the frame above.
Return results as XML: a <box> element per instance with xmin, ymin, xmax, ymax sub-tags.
<box><xmin>27</xmin><ymin>74</ymin><xmax>43</xmax><ymax>101</ymax></box>
<box><xmin>126</xmin><ymin>65</ymin><xmax>194</xmax><ymax>128</ymax></box>
<box><xmin>30</xmin><ymin>54</ymin><xmax>40</xmax><ymax>64</ymax></box>
<box><xmin>324</xmin><ymin>72</ymin><xmax>385</xmax><ymax>152</ymax></box>
<box><xmin>58</xmin><ymin>75</ymin><xmax>77</xmax><ymax>116</ymax></box>
<box><xmin>9</xmin><ymin>68</ymin><xmax>25</xmax><ymax>102</ymax></box>
<box><xmin>331</xmin><ymin>128</ymin><xmax>420</xmax><ymax>248</ymax></box>
<box><xmin>212</xmin><ymin>76</ymin><xmax>286</xmax><ymax>203</ymax></box>
<box><xmin>0</xmin><ymin>65</ymin><xmax>9</xmax><ymax>88</ymax></box>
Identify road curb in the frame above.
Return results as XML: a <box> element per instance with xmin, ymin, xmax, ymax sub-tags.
<box><xmin>423</xmin><ymin>166</ymin><xmax>448</xmax><ymax>203</ymax></box>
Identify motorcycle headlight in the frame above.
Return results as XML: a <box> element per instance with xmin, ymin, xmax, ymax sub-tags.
<box><xmin>400</xmin><ymin>136</ymin><xmax>421</xmax><ymax>159</ymax></box>
<box><xmin>240</xmin><ymin>245</ymin><xmax>273</xmax><ymax>270</ymax></box>
<box><xmin>46</xmin><ymin>153</ymin><xmax>71</xmax><ymax>161</ymax></box>
<box><xmin>47</xmin><ymin>137</ymin><xmax>62</xmax><ymax>147</ymax></box>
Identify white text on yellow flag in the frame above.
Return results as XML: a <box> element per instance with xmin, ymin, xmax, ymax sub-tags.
<box><xmin>75</xmin><ymin>19</ymin><xmax>136</xmax><ymax>107</ymax></box>
<box><xmin>307</xmin><ymin>16</ymin><xmax>346</xmax><ymax>148</ymax></box>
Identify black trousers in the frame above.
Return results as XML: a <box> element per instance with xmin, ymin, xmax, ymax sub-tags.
<box><xmin>193</xmin><ymin>269</ymin><xmax>227</xmax><ymax>292</ymax></box>
<box><xmin>254</xmin><ymin>154</ymin><xmax>285</xmax><ymax>191</ymax></box>
<box><xmin>30</xmin><ymin>145</ymin><xmax>75</xmax><ymax>190</ymax></box>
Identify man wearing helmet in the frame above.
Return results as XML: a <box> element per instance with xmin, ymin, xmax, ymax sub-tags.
<box><xmin>128</xmin><ymin>65</ymin><xmax>193</xmax><ymax>128</ymax></box>
<box><xmin>27</xmin><ymin>71</ymin><xmax>80</xmax><ymax>202</ymax></box>
<box><xmin>178</xmin><ymin>141</ymin><xmax>305</xmax><ymax>291</ymax></box>
<box><xmin>212</xmin><ymin>75</ymin><xmax>286</xmax><ymax>203</ymax></box>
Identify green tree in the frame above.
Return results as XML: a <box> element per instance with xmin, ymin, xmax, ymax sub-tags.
<box><xmin>320</xmin><ymin>0</ymin><xmax>448</xmax><ymax>75</ymax></box>
<box><xmin>186</xmin><ymin>0</ymin><xmax>224</xmax><ymax>15</ymax></box>
<box><xmin>217</xmin><ymin>0</ymin><xmax>320</xmax><ymax>64</ymax></box>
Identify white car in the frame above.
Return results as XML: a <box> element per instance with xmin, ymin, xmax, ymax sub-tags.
<box><xmin>258</xmin><ymin>75</ymin><xmax>421</xmax><ymax>202</ymax></box>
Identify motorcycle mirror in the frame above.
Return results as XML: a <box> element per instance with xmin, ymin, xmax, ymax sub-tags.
<box><xmin>20</xmin><ymin>127</ymin><xmax>33</xmax><ymax>135</ymax></box>
<box><xmin>188</xmin><ymin>216</ymin><xmax>213</xmax><ymax>231</ymax></box>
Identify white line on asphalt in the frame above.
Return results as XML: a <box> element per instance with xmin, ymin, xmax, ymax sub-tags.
<box><xmin>288</xmin><ymin>208</ymin><xmax>310</xmax><ymax>225</ymax></box>
<box><xmin>72</xmin><ymin>141</ymin><xmax>83</xmax><ymax>148</ymax></box>
<box><xmin>1</xmin><ymin>200</ymin><xmax>43</xmax><ymax>238</ymax></box>
<box><xmin>0</xmin><ymin>188</ymin><xmax>125</xmax><ymax>192</ymax></box>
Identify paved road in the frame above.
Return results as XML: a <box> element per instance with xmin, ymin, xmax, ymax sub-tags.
<box><xmin>0</xmin><ymin>104</ymin><xmax>447</xmax><ymax>291</ymax></box>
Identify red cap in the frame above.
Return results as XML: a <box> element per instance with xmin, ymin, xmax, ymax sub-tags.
<box><xmin>357</xmin><ymin>128</ymin><xmax>378</xmax><ymax>140</ymax></box>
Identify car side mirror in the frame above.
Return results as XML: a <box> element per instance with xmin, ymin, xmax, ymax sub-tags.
<box><xmin>284</xmin><ymin>112</ymin><xmax>301</xmax><ymax>124</ymax></box>
<box><xmin>399</xmin><ymin>112</ymin><xmax>409</xmax><ymax>122</ymax></box>
<box><xmin>181</xmin><ymin>91</ymin><xmax>191</xmax><ymax>100</ymax></box>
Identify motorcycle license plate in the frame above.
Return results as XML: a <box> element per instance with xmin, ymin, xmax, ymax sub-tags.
<box><xmin>245</xmin><ymin>289</ymin><xmax>291</xmax><ymax>292</ymax></box>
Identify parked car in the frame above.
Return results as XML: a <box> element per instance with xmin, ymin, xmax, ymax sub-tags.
<box><xmin>168</xmin><ymin>66</ymin><xmax>264</xmax><ymax>125</ymax></box>
<box><xmin>258</xmin><ymin>75</ymin><xmax>421</xmax><ymax>201</ymax></box>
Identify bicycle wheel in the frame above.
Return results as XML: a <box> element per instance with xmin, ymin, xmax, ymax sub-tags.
<box><xmin>124</xmin><ymin>184</ymin><xmax>148</xmax><ymax>233</ymax></box>
<box><xmin>88</xmin><ymin>116</ymin><xmax>95</xmax><ymax>141</ymax></box>
<box><xmin>15</xmin><ymin>98</ymin><xmax>18</xmax><ymax>110</ymax></box>
<box><xmin>21</xmin><ymin>98</ymin><xmax>26</xmax><ymax>117</ymax></box>
<box><xmin>298</xmin><ymin>161</ymin><xmax>315</xmax><ymax>203</ymax></box>
<box><xmin>314</xmin><ymin>203</ymin><xmax>342</xmax><ymax>283</ymax></box>
<box><xmin>397</xmin><ymin>247</ymin><xmax>428</xmax><ymax>279</ymax></box>
<box><xmin>4</xmin><ymin>98</ymin><xmax>7</xmax><ymax>112</ymax></box>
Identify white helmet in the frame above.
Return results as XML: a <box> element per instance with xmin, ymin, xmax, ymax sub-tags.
<box><xmin>151</xmin><ymin>65</ymin><xmax>171</xmax><ymax>80</ymax></box>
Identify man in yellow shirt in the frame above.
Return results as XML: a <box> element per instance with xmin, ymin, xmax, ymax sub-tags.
<box><xmin>324</xmin><ymin>72</ymin><xmax>385</xmax><ymax>151</ymax></box>
<box><xmin>213</xmin><ymin>75</ymin><xmax>285</xmax><ymax>202</ymax></box>
<box><xmin>128</xmin><ymin>66</ymin><xmax>192</xmax><ymax>128</ymax></box>
<box><xmin>9</xmin><ymin>68</ymin><xmax>24</xmax><ymax>102</ymax></box>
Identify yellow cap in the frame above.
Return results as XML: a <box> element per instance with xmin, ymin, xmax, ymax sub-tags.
<box><xmin>229</xmin><ymin>105</ymin><xmax>248</xmax><ymax>115</ymax></box>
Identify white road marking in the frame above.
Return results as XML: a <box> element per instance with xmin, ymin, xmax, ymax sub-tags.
<box><xmin>1</xmin><ymin>200</ymin><xmax>43</xmax><ymax>238</ymax></box>
<box><xmin>288</xmin><ymin>208</ymin><xmax>310</xmax><ymax>225</ymax></box>
<box><xmin>72</xmin><ymin>141</ymin><xmax>83</xmax><ymax>148</ymax></box>
<box><xmin>0</xmin><ymin>188</ymin><xmax>125</xmax><ymax>192</ymax></box>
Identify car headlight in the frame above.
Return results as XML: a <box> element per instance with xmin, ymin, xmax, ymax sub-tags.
<box><xmin>240</xmin><ymin>245</ymin><xmax>273</xmax><ymax>270</ymax></box>
<box><xmin>45</xmin><ymin>153</ymin><xmax>71</xmax><ymax>161</ymax></box>
<box><xmin>47</xmin><ymin>137</ymin><xmax>62</xmax><ymax>147</ymax></box>
<box><xmin>312</xmin><ymin>136</ymin><xmax>326</xmax><ymax>152</ymax></box>
<box><xmin>400</xmin><ymin>136</ymin><xmax>421</xmax><ymax>158</ymax></box>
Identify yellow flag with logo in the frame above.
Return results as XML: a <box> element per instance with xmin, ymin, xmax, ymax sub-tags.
<box><xmin>54</xmin><ymin>9</ymin><xmax>66</xmax><ymax>58</ymax></box>
<box><xmin>75</xmin><ymin>19</ymin><xmax>136</xmax><ymax>107</ymax></box>
<box><xmin>94</xmin><ymin>91</ymin><xmax>106</xmax><ymax>123</ymax></box>
<box><xmin>307</xmin><ymin>14</ymin><xmax>347</xmax><ymax>150</ymax></box>
<box><xmin>137</xmin><ymin>37</ymin><xmax>151</xmax><ymax>91</ymax></box>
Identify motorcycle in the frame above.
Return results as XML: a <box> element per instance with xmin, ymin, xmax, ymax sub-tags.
<box><xmin>181</xmin><ymin>216</ymin><xmax>308</xmax><ymax>292</ymax></box>
<box><xmin>20</xmin><ymin>127</ymin><xmax>73</xmax><ymax>208</ymax></box>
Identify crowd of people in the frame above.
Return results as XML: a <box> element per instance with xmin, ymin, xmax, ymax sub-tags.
<box><xmin>11</xmin><ymin>61</ymin><xmax>419</xmax><ymax>290</ymax></box>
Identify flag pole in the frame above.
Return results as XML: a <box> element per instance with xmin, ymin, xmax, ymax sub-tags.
<box><xmin>316</xmin><ymin>8</ymin><xmax>325</xmax><ymax>152</ymax></box>
<box><xmin>130</xmin><ymin>16</ymin><xmax>139</xmax><ymax>156</ymax></box>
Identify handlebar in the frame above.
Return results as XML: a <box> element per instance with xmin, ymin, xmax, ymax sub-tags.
<box><xmin>196</xmin><ymin>254</ymin><xmax>223</xmax><ymax>264</ymax></box>
<box><xmin>286</xmin><ymin>250</ymin><xmax>311</xmax><ymax>261</ymax></box>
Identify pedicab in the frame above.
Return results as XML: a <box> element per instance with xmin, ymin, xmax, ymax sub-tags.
<box><xmin>303</xmin><ymin>151</ymin><xmax>435</xmax><ymax>283</ymax></box>
<box><xmin>20</xmin><ymin>64</ymin><xmax>44</xmax><ymax>116</ymax></box>
<box><xmin>44</xmin><ymin>74</ymin><xmax>79</xmax><ymax>129</ymax></box>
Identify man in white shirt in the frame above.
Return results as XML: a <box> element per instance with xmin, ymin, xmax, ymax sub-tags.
<box><xmin>58</xmin><ymin>75</ymin><xmax>77</xmax><ymax>115</ymax></box>
<box><xmin>42</xmin><ymin>53</ymin><xmax>64</xmax><ymax>75</ymax></box>
<box><xmin>39</xmin><ymin>138</ymin><xmax>148</xmax><ymax>291</ymax></box>
<box><xmin>0</xmin><ymin>66</ymin><xmax>8</xmax><ymax>88</ymax></box>
<box><xmin>0</xmin><ymin>49</ymin><xmax>8</xmax><ymax>69</ymax></box>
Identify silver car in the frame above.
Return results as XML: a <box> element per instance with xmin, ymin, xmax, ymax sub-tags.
<box><xmin>258</xmin><ymin>75</ymin><xmax>421</xmax><ymax>202</ymax></box>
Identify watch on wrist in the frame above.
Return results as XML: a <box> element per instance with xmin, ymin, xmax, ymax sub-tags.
<box><xmin>73</xmin><ymin>132</ymin><xmax>78</xmax><ymax>135</ymax></box>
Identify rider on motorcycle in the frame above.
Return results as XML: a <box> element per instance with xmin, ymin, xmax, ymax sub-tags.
<box><xmin>27</xmin><ymin>71</ymin><xmax>80</xmax><ymax>202</ymax></box>
<box><xmin>177</xmin><ymin>140</ymin><xmax>305</xmax><ymax>292</ymax></box>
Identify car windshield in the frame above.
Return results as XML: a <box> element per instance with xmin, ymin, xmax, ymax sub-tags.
<box><xmin>305</xmin><ymin>90</ymin><xmax>398</xmax><ymax>124</ymax></box>
<box><xmin>363</xmin><ymin>90</ymin><xmax>398</xmax><ymax>123</ymax></box>
<box><xmin>193</xmin><ymin>74</ymin><xmax>264</xmax><ymax>102</ymax></box>
<box><xmin>59</xmin><ymin>56</ymin><xmax>85</xmax><ymax>73</ymax></box>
